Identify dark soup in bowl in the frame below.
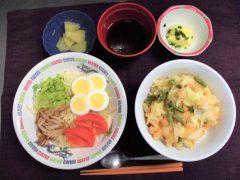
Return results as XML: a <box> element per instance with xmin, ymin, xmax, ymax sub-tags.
<box><xmin>97</xmin><ymin>2</ymin><xmax>156</xmax><ymax>57</ymax></box>
<box><xmin>106</xmin><ymin>19</ymin><xmax>150</xmax><ymax>55</ymax></box>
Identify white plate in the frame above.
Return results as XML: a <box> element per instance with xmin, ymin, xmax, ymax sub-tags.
<box><xmin>12</xmin><ymin>52</ymin><xmax>127</xmax><ymax>169</ymax></box>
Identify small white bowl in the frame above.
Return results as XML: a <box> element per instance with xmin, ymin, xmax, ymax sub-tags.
<box><xmin>157</xmin><ymin>5</ymin><xmax>213</xmax><ymax>56</ymax></box>
<box><xmin>135</xmin><ymin>60</ymin><xmax>236</xmax><ymax>162</ymax></box>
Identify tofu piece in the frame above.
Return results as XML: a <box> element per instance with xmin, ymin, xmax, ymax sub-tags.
<box><xmin>70</xmin><ymin>41</ymin><xmax>87</xmax><ymax>52</ymax></box>
<box><xmin>66</xmin><ymin>30</ymin><xmax>85</xmax><ymax>43</ymax></box>
<box><xmin>63</xmin><ymin>33</ymin><xmax>75</xmax><ymax>47</ymax></box>
<box><xmin>64</xmin><ymin>21</ymin><xmax>80</xmax><ymax>31</ymax></box>
<box><xmin>56</xmin><ymin>37</ymin><xmax>70</xmax><ymax>51</ymax></box>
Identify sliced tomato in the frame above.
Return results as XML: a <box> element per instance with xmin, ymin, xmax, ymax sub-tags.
<box><xmin>64</xmin><ymin>126</ymin><xmax>95</xmax><ymax>147</ymax></box>
<box><xmin>66</xmin><ymin>135</ymin><xmax>90</xmax><ymax>148</ymax></box>
<box><xmin>74</xmin><ymin>113</ymin><xmax>108</xmax><ymax>134</ymax></box>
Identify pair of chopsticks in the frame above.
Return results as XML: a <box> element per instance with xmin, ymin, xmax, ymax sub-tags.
<box><xmin>80</xmin><ymin>162</ymin><xmax>183</xmax><ymax>176</ymax></box>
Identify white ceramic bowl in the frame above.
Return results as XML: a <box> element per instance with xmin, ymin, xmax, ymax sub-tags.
<box><xmin>157</xmin><ymin>5</ymin><xmax>213</xmax><ymax>56</ymax></box>
<box><xmin>135</xmin><ymin>60</ymin><xmax>236</xmax><ymax>162</ymax></box>
<box><xmin>12</xmin><ymin>52</ymin><xmax>127</xmax><ymax>169</ymax></box>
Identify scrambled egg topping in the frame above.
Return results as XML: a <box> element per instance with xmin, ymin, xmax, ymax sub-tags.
<box><xmin>166</xmin><ymin>24</ymin><xmax>193</xmax><ymax>49</ymax></box>
<box><xmin>143</xmin><ymin>75</ymin><xmax>219</xmax><ymax>149</ymax></box>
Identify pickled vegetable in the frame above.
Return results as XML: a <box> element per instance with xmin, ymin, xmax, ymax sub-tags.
<box><xmin>56</xmin><ymin>37</ymin><xmax>70</xmax><ymax>51</ymax></box>
<box><xmin>56</xmin><ymin>21</ymin><xmax>87</xmax><ymax>53</ymax></box>
<box><xmin>64</xmin><ymin>21</ymin><xmax>80</xmax><ymax>31</ymax></box>
<box><xmin>63</xmin><ymin>33</ymin><xmax>75</xmax><ymax>47</ymax></box>
<box><xmin>70</xmin><ymin>41</ymin><xmax>87</xmax><ymax>52</ymax></box>
<box><xmin>66</xmin><ymin>30</ymin><xmax>85</xmax><ymax>44</ymax></box>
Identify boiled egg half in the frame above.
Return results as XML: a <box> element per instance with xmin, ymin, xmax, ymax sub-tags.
<box><xmin>89</xmin><ymin>73</ymin><xmax>107</xmax><ymax>90</ymax></box>
<box><xmin>71</xmin><ymin>76</ymin><xmax>93</xmax><ymax>95</ymax></box>
<box><xmin>87</xmin><ymin>89</ymin><xmax>109</xmax><ymax>111</ymax></box>
<box><xmin>70</xmin><ymin>93</ymin><xmax>90</xmax><ymax>115</ymax></box>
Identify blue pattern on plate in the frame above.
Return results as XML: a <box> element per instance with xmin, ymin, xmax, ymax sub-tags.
<box><xmin>42</xmin><ymin>10</ymin><xmax>96</xmax><ymax>55</ymax></box>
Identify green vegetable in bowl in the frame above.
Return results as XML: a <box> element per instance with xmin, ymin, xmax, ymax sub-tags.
<box><xmin>33</xmin><ymin>74</ymin><xmax>71</xmax><ymax>109</ymax></box>
<box><xmin>194</xmin><ymin>76</ymin><xmax>207</xmax><ymax>87</ymax></box>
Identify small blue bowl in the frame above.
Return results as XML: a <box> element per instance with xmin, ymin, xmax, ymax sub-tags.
<box><xmin>42</xmin><ymin>10</ymin><xmax>96</xmax><ymax>55</ymax></box>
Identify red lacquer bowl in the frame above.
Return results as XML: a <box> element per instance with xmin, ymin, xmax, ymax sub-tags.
<box><xmin>97</xmin><ymin>2</ymin><xmax>156</xmax><ymax>58</ymax></box>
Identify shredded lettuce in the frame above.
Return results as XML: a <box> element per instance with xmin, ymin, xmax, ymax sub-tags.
<box><xmin>33</xmin><ymin>74</ymin><xmax>70</xmax><ymax>110</ymax></box>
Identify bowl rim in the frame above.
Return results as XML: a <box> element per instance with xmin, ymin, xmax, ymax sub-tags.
<box><xmin>156</xmin><ymin>5</ymin><xmax>213</xmax><ymax>57</ymax></box>
<box><xmin>42</xmin><ymin>10</ymin><xmax>96</xmax><ymax>56</ymax></box>
<box><xmin>12</xmin><ymin>52</ymin><xmax>128</xmax><ymax>169</ymax></box>
<box><xmin>135</xmin><ymin>59</ymin><xmax>236</xmax><ymax>162</ymax></box>
<box><xmin>97</xmin><ymin>2</ymin><xmax>157</xmax><ymax>58</ymax></box>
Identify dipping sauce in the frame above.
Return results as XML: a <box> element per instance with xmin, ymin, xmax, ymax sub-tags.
<box><xmin>106</xmin><ymin>19</ymin><xmax>150</xmax><ymax>55</ymax></box>
<box><xmin>166</xmin><ymin>24</ymin><xmax>193</xmax><ymax>49</ymax></box>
